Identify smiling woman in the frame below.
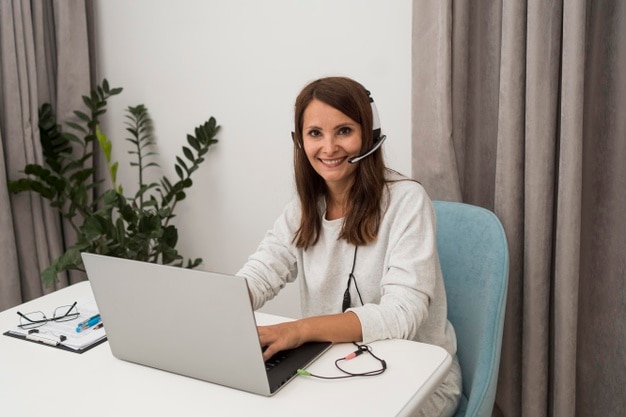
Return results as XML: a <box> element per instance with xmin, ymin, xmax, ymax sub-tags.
<box><xmin>237</xmin><ymin>76</ymin><xmax>463</xmax><ymax>417</ymax></box>
<box><xmin>301</xmin><ymin>99</ymin><xmax>362</xmax><ymax>216</ymax></box>
<box><xmin>291</xmin><ymin>77</ymin><xmax>386</xmax><ymax>247</ymax></box>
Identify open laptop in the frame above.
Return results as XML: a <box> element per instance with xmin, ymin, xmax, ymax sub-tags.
<box><xmin>81</xmin><ymin>253</ymin><xmax>331</xmax><ymax>396</ymax></box>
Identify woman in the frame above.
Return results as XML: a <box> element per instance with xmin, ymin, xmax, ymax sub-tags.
<box><xmin>237</xmin><ymin>76</ymin><xmax>461</xmax><ymax>416</ymax></box>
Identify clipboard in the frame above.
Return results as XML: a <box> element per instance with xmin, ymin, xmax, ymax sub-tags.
<box><xmin>3</xmin><ymin>329</ymin><xmax>107</xmax><ymax>354</ymax></box>
<box><xmin>3</xmin><ymin>296</ymin><xmax>108</xmax><ymax>354</ymax></box>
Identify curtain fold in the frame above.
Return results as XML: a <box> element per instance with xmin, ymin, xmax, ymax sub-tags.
<box><xmin>551</xmin><ymin>2</ymin><xmax>585</xmax><ymax>416</ymax></box>
<box><xmin>0</xmin><ymin>0</ymin><xmax>24</xmax><ymax>312</ymax></box>
<box><xmin>412</xmin><ymin>1</ymin><xmax>625</xmax><ymax>416</ymax></box>
<box><xmin>522</xmin><ymin>2</ymin><xmax>563</xmax><ymax>415</ymax></box>
<box><xmin>577</xmin><ymin>2</ymin><xmax>626</xmax><ymax>414</ymax></box>
<box><xmin>412</xmin><ymin>0</ymin><xmax>462</xmax><ymax>202</ymax></box>
<box><xmin>492</xmin><ymin>2</ymin><xmax>526</xmax><ymax>415</ymax></box>
<box><xmin>0</xmin><ymin>0</ymin><xmax>91</xmax><ymax>311</ymax></box>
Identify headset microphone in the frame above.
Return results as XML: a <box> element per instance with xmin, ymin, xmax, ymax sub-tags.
<box><xmin>348</xmin><ymin>95</ymin><xmax>386</xmax><ymax>164</ymax></box>
<box><xmin>348</xmin><ymin>134</ymin><xmax>387</xmax><ymax>164</ymax></box>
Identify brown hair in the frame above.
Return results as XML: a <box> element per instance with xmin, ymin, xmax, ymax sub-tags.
<box><xmin>292</xmin><ymin>76</ymin><xmax>386</xmax><ymax>249</ymax></box>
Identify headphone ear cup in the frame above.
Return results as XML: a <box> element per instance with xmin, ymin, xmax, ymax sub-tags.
<box><xmin>291</xmin><ymin>131</ymin><xmax>302</xmax><ymax>149</ymax></box>
<box><xmin>369</xmin><ymin>98</ymin><xmax>382</xmax><ymax>143</ymax></box>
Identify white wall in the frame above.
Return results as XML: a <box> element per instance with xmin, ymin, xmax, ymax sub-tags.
<box><xmin>93</xmin><ymin>0</ymin><xmax>412</xmax><ymax>317</ymax></box>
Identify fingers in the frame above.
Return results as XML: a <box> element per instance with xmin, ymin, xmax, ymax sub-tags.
<box><xmin>257</xmin><ymin>322</ymin><xmax>300</xmax><ymax>361</ymax></box>
<box><xmin>258</xmin><ymin>325</ymin><xmax>284</xmax><ymax>361</ymax></box>
<box><xmin>261</xmin><ymin>343</ymin><xmax>279</xmax><ymax>362</ymax></box>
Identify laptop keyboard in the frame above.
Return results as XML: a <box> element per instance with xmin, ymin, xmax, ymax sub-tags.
<box><xmin>264</xmin><ymin>351</ymin><xmax>289</xmax><ymax>372</ymax></box>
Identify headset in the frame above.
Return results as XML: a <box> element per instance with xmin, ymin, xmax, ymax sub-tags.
<box><xmin>291</xmin><ymin>89</ymin><xmax>387</xmax><ymax>163</ymax></box>
<box><xmin>348</xmin><ymin>93</ymin><xmax>387</xmax><ymax>164</ymax></box>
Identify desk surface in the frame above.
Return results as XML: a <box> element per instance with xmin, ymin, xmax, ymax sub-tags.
<box><xmin>0</xmin><ymin>281</ymin><xmax>451</xmax><ymax>417</ymax></box>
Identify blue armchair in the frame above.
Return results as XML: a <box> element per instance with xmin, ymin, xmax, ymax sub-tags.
<box><xmin>432</xmin><ymin>201</ymin><xmax>509</xmax><ymax>417</ymax></box>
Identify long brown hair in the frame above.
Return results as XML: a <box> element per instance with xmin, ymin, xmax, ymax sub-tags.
<box><xmin>292</xmin><ymin>77</ymin><xmax>386</xmax><ymax>249</ymax></box>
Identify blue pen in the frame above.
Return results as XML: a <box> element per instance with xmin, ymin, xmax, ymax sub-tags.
<box><xmin>75</xmin><ymin>314</ymin><xmax>101</xmax><ymax>333</ymax></box>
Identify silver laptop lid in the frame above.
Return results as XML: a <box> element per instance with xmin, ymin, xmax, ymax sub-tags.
<box><xmin>82</xmin><ymin>253</ymin><xmax>272</xmax><ymax>396</ymax></box>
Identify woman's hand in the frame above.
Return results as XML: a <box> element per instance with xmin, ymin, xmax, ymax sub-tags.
<box><xmin>257</xmin><ymin>321</ymin><xmax>304</xmax><ymax>361</ymax></box>
<box><xmin>257</xmin><ymin>312</ymin><xmax>363</xmax><ymax>361</ymax></box>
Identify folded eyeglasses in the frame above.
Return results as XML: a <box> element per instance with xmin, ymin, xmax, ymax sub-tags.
<box><xmin>16</xmin><ymin>301</ymin><xmax>79</xmax><ymax>330</ymax></box>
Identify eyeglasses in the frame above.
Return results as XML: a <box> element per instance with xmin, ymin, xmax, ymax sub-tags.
<box><xmin>16</xmin><ymin>301</ymin><xmax>79</xmax><ymax>330</ymax></box>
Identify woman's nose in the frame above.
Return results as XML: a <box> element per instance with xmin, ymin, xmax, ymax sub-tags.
<box><xmin>321</xmin><ymin>135</ymin><xmax>338</xmax><ymax>153</ymax></box>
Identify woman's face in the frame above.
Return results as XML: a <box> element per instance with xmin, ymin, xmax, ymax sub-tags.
<box><xmin>301</xmin><ymin>99</ymin><xmax>362</xmax><ymax>191</ymax></box>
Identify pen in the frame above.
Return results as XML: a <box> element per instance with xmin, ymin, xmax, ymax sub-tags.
<box><xmin>26</xmin><ymin>333</ymin><xmax>61</xmax><ymax>346</ymax></box>
<box><xmin>76</xmin><ymin>314</ymin><xmax>101</xmax><ymax>333</ymax></box>
<box><xmin>92</xmin><ymin>322</ymin><xmax>104</xmax><ymax>331</ymax></box>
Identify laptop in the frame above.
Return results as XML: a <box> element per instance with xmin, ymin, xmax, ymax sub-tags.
<box><xmin>81</xmin><ymin>253</ymin><xmax>331</xmax><ymax>396</ymax></box>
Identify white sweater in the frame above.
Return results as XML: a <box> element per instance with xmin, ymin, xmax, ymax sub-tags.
<box><xmin>237</xmin><ymin>174</ymin><xmax>457</xmax><ymax>355</ymax></box>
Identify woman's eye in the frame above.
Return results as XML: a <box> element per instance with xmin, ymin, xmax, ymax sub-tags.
<box><xmin>307</xmin><ymin>129</ymin><xmax>321</xmax><ymax>138</ymax></box>
<box><xmin>338</xmin><ymin>127</ymin><xmax>352</xmax><ymax>135</ymax></box>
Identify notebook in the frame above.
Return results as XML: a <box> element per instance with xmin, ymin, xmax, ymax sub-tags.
<box><xmin>81</xmin><ymin>253</ymin><xmax>331</xmax><ymax>396</ymax></box>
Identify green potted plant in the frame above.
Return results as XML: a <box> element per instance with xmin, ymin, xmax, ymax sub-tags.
<box><xmin>8</xmin><ymin>80</ymin><xmax>219</xmax><ymax>286</ymax></box>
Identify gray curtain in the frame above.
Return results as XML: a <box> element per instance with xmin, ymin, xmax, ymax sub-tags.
<box><xmin>0</xmin><ymin>0</ymin><xmax>91</xmax><ymax>311</ymax></box>
<box><xmin>412</xmin><ymin>1</ymin><xmax>625</xmax><ymax>417</ymax></box>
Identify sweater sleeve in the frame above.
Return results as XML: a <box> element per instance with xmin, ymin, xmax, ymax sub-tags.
<box><xmin>349</xmin><ymin>181</ymin><xmax>440</xmax><ymax>343</ymax></box>
<box><xmin>236</xmin><ymin>199</ymin><xmax>300</xmax><ymax>310</ymax></box>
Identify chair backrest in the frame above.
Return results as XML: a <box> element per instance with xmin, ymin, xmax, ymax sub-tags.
<box><xmin>432</xmin><ymin>201</ymin><xmax>509</xmax><ymax>417</ymax></box>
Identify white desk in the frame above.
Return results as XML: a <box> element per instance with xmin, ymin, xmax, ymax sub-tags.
<box><xmin>0</xmin><ymin>281</ymin><xmax>451</xmax><ymax>416</ymax></box>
